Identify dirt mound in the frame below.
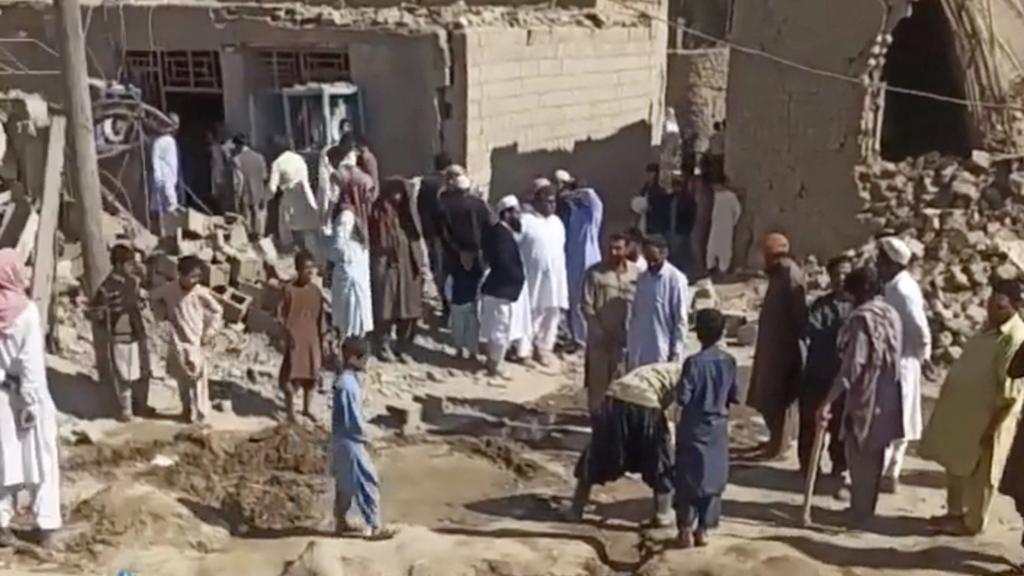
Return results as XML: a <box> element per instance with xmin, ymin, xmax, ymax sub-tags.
<box><xmin>638</xmin><ymin>541</ymin><xmax>844</xmax><ymax>576</ymax></box>
<box><xmin>68</xmin><ymin>481</ymin><xmax>230</xmax><ymax>555</ymax></box>
<box><xmin>448</xmin><ymin>437</ymin><xmax>544</xmax><ymax>479</ymax></box>
<box><xmin>154</xmin><ymin>425</ymin><xmax>331</xmax><ymax>533</ymax></box>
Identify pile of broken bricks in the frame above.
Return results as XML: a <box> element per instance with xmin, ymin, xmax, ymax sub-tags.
<box><xmin>146</xmin><ymin>208</ymin><xmax>297</xmax><ymax>338</ymax></box>
<box><xmin>854</xmin><ymin>151</ymin><xmax>1024</xmax><ymax>365</ymax></box>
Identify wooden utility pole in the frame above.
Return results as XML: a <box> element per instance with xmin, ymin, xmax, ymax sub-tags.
<box><xmin>54</xmin><ymin>0</ymin><xmax>114</xmax><ymax>391</ymax></box>
<box><xmin>54</xmin><ymin>0</ymin><xmax>108</xmax><ymax>293</ymax></box>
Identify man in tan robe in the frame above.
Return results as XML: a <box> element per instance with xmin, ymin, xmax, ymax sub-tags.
<box><xmin>582</xmin><ymin>232</ymin><xmax>639</xmax><ymax>412</ymax></box>
<box><xmin>920</xmin><ymin>279</ymin><xmax>1024</xmax><ymax>535</ymax></box>
<box><xmin>748</xmin><ymin>233</ymin><xmax>807</xmax><ymax>460</ymax></box>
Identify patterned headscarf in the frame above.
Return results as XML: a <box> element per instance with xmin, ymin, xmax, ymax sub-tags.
<box><xmin>0</xmin><ymin>249</ymin><xmax>29</xmax><ymax>334</ymax></box>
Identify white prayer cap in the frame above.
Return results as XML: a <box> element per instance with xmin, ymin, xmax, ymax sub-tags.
<box><xmin>553</xmin><ymin>169</ymin><xmax>572</xmax><ymax>184</ymax></box>
<box><xmin>453</xmin><ymin>175</ymin><xmax>472</xmax><ymax>191</ymax></box>
<box><xmin>630</xmin><ymin>195</ymin><xmax>648</xmax><ymax>215</ymax></box>
<box><xmin>496</xmin><ymin>195</ymin><xmax>520</xmax><ymax>213</ymax></box>
<box><xmin>879</xmin><ymin>236</ymin><xmax>912</xmax><ymax>266</ymax></box>
<box><xmin>531</xmin><ymin>177</ymin><xmax>552</xmax><ymax>192</ymax></box>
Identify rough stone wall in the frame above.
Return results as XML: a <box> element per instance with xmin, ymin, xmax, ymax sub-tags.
<box><xmin>459</xmin><ymin>20</ymin><xmax>667</xmax><ymax>226</ymax></box>
<box><xmin>666</xmin><ymin>47</ymin><xmax>728</xmax><ymax>153</ymax></box>
<box><xmin>726</xmin><ymin>0</ymin><xmax>912</xmax><ymax>265</ymax></box>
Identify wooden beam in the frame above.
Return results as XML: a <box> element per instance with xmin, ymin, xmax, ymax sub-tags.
<box><xmin>31</xmin><ymin>115</ymin><xmax>65</xmax><ymax>328</ymax></box>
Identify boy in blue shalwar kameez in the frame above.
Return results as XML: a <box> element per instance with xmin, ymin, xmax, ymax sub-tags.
<box><xmin>674</xmin><ymin>308</ymin><xmax>738</xmax><ymax>548</ymax></box>
<box><xmin>332</xmin><ymin>338</ymin><xmax>394</xmax><ymax>539</ymax></box>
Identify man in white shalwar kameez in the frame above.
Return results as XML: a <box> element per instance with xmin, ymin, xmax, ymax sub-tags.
<box><xmin>517</xmin><ymin>187</ymin><xmax>568</xmax><ymax>364</ymax></box>
<box><xmin>878</xmin><ymin>236</ymin><xmax>931</xmax><ymax>493</ymax></box>
<box><xmin>270</xmin><ymin>147</ymin><xmax>319</xmax><ymax>255</ymax></box>
<box><xmin>0</xmin><ymin>249</ymin><xmax>61</xmax><ymax>546</ymax></box>
<box><xmin>705</xmin><ymin>181</ymin><xmax>741</xmax><ymax>275</ymax></box>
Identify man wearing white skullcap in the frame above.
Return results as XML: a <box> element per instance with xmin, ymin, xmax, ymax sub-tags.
<box><xmin>877</xmin><ymin>235</ymin><xmax>931</xmax><ymax>494</ymax></box>
<box><xmin>479</xmin><ymin>195</ymin><xmax>526</xmax><ymax>377</ymax></box>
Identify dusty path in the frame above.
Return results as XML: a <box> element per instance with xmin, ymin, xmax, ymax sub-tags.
<box><xmin>2</xmin><ymin>294</ymin><xmax>1022</xmax><ymax>576</ymax></box>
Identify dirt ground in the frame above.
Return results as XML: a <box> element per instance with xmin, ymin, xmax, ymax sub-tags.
<box><xmin>1</xmin><ymin>282</ymin><xmax>1021</xmax><ymax>576</ymax></box>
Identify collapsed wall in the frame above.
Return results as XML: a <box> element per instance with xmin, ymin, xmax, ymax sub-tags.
<box><xmin>726</xmin><ymin>0</ymin><xmax>1024</xmax><ymax>265</ymax></box>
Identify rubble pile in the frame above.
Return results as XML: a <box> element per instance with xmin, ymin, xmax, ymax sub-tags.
<box><xmin>855</xmin><ymin>151</ymin><xmax>1024</xmax><ymax>364</ymax></box>
<box><xmin>145</xmin><ymin>208</ymin><xmax>297</xmax><ymax>337</ymax></box>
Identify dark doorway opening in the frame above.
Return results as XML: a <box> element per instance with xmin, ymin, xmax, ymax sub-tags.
<box><xmin>164</xmin><ymin>92</ymin><xmax>225</xmax><ymax>212</ymax></box>
<box><xmin>880</xmin><ymin>0</ymin><xmax>972</xmax><ymax>161</ymax></box>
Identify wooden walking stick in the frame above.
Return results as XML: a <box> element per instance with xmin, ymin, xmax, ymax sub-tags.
<box><xmin>801</xmin><ymin>423</ymin><xmax>828</xmax><ymax>527</ymax></box>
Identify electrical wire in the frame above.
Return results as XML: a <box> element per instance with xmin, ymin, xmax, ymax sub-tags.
<box><xmin>613</xmin><ymin>0</ymin><xmax>1024</xmax><ymax>112</ymax></box>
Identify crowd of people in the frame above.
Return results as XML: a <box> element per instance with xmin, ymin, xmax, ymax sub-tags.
<box><xmin>0</xmin><ymin>114</ymin><xmax>1022</xmax><ymax>561</ymax></box>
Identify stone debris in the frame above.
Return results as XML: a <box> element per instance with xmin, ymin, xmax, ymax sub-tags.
<box><xmin>854</xmin><ymin>152</ymin><xmax>1024</xmax><ymax>365</ymax></box>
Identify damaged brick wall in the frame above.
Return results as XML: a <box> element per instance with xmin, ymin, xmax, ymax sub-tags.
<box><xmin>726</xmin><ymin>0</ymin><xmax>913</xmax><ymax>264</ymax></box>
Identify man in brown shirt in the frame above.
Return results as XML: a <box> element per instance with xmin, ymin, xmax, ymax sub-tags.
<box><xmin>582</xmin><ymin>232</ymin><xmax>640</xmax><ymax>412</ymax></box>
<box><xmin>279</xmin><ymin>252</ymin><xmax>326</xmax><ymax>422</ymax></box>
<box><xmin>748</xmin><ymin>233</ymin><xmax>807</xmax><ymax>460</ymax></box>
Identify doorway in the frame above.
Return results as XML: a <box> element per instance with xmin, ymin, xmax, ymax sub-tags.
<box><xmin>164</xmin><ymin>92</ymin><xmax>225</xmax><ymax>212</ymax></box>
<box><xmin>880</xmin><ymin>0</ymin><xmax>971</xmax><ymax>161</ymax></box>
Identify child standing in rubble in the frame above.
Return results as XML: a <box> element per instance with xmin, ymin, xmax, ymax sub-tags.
<box><xmin>331</xmin><ymin>337</ymin><xmax>394</xmax><ymax>540</ymax></box>
<box><xmin>89</xmin><ymin>244</ymin><xmax>151</xmax><ymax>421</ymax></box>
<box><xmin>151</xmin><ymin>255</ymin><xmax>223</xmax><ymax>425</ymax></box>
<box><xmin>279</xmin><ymin>251</ymin><xmax>326</xmax><ymax>422</ymax></box>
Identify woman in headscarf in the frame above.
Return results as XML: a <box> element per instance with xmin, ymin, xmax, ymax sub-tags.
<box><xmin>326</xmin><ymin>206</ymin><xmax>374</xmax><ymax>343</ymax></box>
<box><xmin>369</xmin><ymin>178</ymin><xmax>424</xmax><ymax>361</ymax></box>
<box><xmin>0</xmin><ymin>249</ymin><xmax>61</xmax><ymax>547</ymax></box>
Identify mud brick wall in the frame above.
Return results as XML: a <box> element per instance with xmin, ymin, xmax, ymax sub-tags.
<box><xmin>457</xmin><ymin>22</ymin><xmax>667</xmax><ymax>227</ymax></box>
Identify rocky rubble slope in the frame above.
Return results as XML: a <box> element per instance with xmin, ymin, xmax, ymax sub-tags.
<box><xmin>855</xmin><ymin>152</ymin><xmax>1024</xmax><ymax>364</ymax></box>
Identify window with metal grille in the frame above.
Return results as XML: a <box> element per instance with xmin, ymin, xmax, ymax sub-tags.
<box><xmin>161</xmin><ymin>50</ymin><xmax>222</xmax><ymax>91</ymax></box>
<box><xmin>258</xmin><ymin>50</ymin><xmax>350</xmax><ymax>89</ymax></box>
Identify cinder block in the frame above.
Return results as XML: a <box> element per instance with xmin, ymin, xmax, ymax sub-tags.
<box><xmin>229</xmin><ymin>254</ymin><xmax>264</xmax><ymax>285</ymax></box>
<box><xmin>228</xmin><ymin>220</ymin><xmax>249</xmax><ymax>249</ymax></box>
<box><xmin>261</xmin><ymin>281</ymin><xmax>283</xmax><ymax>312</ymax></box>
<box><xmin>418</xmin><ymin>394</ymin><xmax>449</xmax><ymax>423</ymax></box>
<box><xmin>150</xmin><ymin>253</ymin><xmax>179</xmax><ymax>280</ymax></box>
<box><xmin>212</xmin><ymin>285</ymin><xmax>252</xmax><ymax>325</ymax></box>
<box><xmin>386</xmin><ymin>401</ymin><xmax>424</xmax><ymax>436</ymax></box>
<box><xmin>736</xmin><ymin>322</ymin><xmax>758</xmax><ymax>347</ymax></box>
<box><xmin>255</xmin><ymin>237</ymin><xmax>279</xmax><ymax>262</ymax></box>
<box><xmin>203</xmin><ymin>262</ymin><xmax>231</xmax><ymax>288</ymax></box>
<box><xmin>184</xmin><ymin>208</ymin><xmax>212</xmax><ymax>237</ymax></box>
<box><xmin>237</xmin><ymin>279</ymin><xmax>262</xmax><ymax>304</ymax></box>
<box><xmin>246</xmin><ymin>306</ymin><xmax>282</xmax><ymax>338</ymax></box>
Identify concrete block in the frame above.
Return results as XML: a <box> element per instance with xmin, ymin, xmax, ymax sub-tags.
<box><xmin>228</xmin><ymin>221</ymin><xmax>249</xmax><ymax>250</ymax></box>
<box><xmin>255</xmin><ymin>237</ymin><xmax>279</xmax><ymax>262</ymax></box>
<box><xmin>261</xmin><ymin>281</ymin><xmax>283</xmax><ymax>312</ymax></box>
<box><xmin>723</xmin><ymin>313</ymin><xmax>747</xmax><ymax>338</ymax></box>
<box><xmin>183</xmin><ymin>208</ymin><xmax>212</xmax><ymax>237</ymax></box>
<box><xmin>237</xmin><ymin>279</ymin><xmax>263</xmax><ymax>304</ymax></box>
<box><xmin>418</xmin><ymin>394</ymin><xmax>449</xmax><ymax>422</ymax></box>
<box><xmin>203</xmin><ymin>261</ymin><xmax>231</xmax><ymax>288</ymax></box>
<box><xmin>151</xmin><ymin>253</ymin><xmax>179</xmax><ymax>280</ymax></box>
<box><xmin>386</xmin><ymin>401</ymin><xmax>423</xmax><ymax>436</ymax></box>
<box><xmin>246</xmin><ymin>306</ymin><xmax>282</xmax><ymax>338</ymax></box>
<box><xmin>229</xmin><ymin>253</ymin><xmax>264</xmax><ymax>285</ymax></box>
<box><xmin>212</xmin><ymin>285</ymin><xmax>253</xmax><ymax>325</ymax></box>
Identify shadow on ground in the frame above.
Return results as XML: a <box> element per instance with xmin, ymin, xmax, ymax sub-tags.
<box><xmin>770</xmin><ymin>534</ymin><xmax>1013</xmax><ymax>575</ymax></box>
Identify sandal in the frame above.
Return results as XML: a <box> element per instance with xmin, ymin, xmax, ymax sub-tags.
<box><xmin>364</xmin><ymin>526</ymin><xmax>397</xmax><ymax>541</ymax></box>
